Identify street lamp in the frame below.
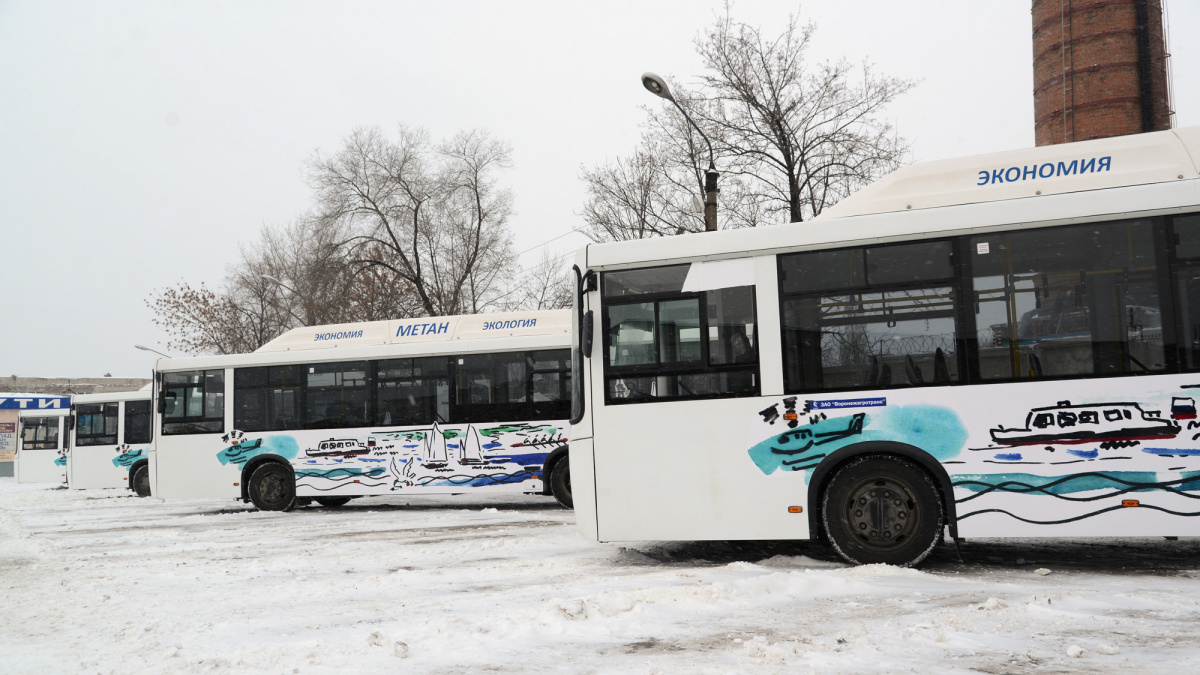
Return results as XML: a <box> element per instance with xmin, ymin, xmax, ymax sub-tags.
<box><xmin>134</xmin><ymin>344</ymin><xmax>171</xmax><ymax>358</ymax></box>
<box><xmin>642</xmin><ymin>72</ymin><xmax>718</xmax><ymax>232</ymax></box>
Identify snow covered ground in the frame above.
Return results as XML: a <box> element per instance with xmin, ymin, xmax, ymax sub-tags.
<box><xmin>3</xmin><ymin>478</ymin><xmax>1199</xmax><ymax>674</ymax></box>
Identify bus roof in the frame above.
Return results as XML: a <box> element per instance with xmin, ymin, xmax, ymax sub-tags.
<box><xmin>72</xmin><ymin>389</ymin><xmax>152</xmax><ymax>404</ymax></box>
<box><xmin>579</xmin><ymin>126</ymin><xmax>1200</xmax><ymax>270</ymax></box>
<box><xmin>817</xmin><ymin>126</ymin><xmax>1200</xmax><ymax>220</ymax></box>
<box><xmin>255</xmin><ymin>309</ymin><xmax>570</xmax><ymax>353</ymax></box>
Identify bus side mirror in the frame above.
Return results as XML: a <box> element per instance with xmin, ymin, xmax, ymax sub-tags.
<box><xmin>158</xmin><ymin>390</ymin><xmax>174</xmax><ymax>414</ymax></box>
<box><xmin>582</xmin><ymin>310</ymin><xmax>594</xmax><ymax>358</ymax></box>
<box><xmin>66</xmin><ymin>415</ymin><xmax>74</xmax><ymax>431</ymax></box>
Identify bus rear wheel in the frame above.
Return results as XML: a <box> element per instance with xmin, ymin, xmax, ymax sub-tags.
<box><xmin>821</xmin><ymin>455</ymin><xmax>943</xmax><ymax>567</ymax></box>
<box><xmin>315</xmin><ymin>496</ymin><xmax>352</xmax><ymax>508</ymax></box>
<box><xmin>550</xmin><ymin>458</ymin><xmax>572</xmax><ymax>509</ymax></box>
<box><xmin>131</xmin><ymin>464</ymin><xmax>151</xmax><ymax>497</ymax></box>
<box><xmin>248</xmin><ymin>463</ymin><xmax>297</xmax><ymax>512</ymax></box>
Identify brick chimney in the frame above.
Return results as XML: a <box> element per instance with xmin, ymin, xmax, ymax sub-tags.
<box><xmin>1032</xmin><ymin>0</ymin><xmax>1172</xmax><ymax>146</ymax></box>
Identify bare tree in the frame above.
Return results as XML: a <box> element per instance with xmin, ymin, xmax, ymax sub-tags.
<box><xmin>515</xmin><ymin>250</ymin><xmax>573</xmax><ymax>311</ymax></box>
<box><xmin>309</xmin><ymin>126</ymin><xmax>517</xmax><ymax>317</ymax></box>
<box><xmin>146</xmin><ymin>281</ymin><xmax>281</xmax><ymax>355</ymax></box>
<box><xmin>580</xmin><ymin>7</ymin><xmax>913</xmax><ymax>241</ymax></box>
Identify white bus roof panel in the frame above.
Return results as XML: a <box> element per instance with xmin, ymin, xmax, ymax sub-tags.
<box><xmin>255</xmin><ymin>310</ymin><xmax>570</xmax><ymax>352</ymax></box>
<box><xmin>72</xmin><ymin>390</ymin><xmax>152</xmax><ymax>405</ymax></box>
<box><xmin>817</xmin><ymin>127</ymin><xmax>1200</xmax><ymax>220</ymax></box>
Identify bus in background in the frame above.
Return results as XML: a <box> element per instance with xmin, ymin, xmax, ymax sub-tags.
<box><xmin>570</xmin><ymin>126</ymin><xmax>1200</xmax><ymax>567</ymax></box>
<box><xmin>68</xmin><ymin>388</ymin><xmax>153</xmax><ymax>496</ymax></box>
<box><xmin>150</xmin><ymin>310</ymin><xmax>573</xmax><ymax>511</ymax></box>
<box><xmin>16</xmin><ymin>408</ymin><xmax>69</xmax><ymax>484</ymax></box>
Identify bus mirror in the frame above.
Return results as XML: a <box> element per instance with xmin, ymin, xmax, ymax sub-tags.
<box><xmin>582</xmin><ymin>310</ymin><xmax>594</xmax><ymax>358</ymax></box>
<box><xmin>158</xmin><ymin>390</ymin><xmax>175</xmax><ymax>414</ymax></box>
<box><xmin>66</xmin><ymin>415</ymin><xmax>74</xmax><ymax>431</ymax></box>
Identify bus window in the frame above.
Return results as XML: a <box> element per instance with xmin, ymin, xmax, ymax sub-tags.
<box><xmin>970</xmin><ymin>218</ymin><xmax>1164</xmax><ymax>380</ymax></box>
<box><xmin>162</xmin><ymin>370</ymin><xmax>225</xmax><ymax>435</ymax></box>
<box><xmin>21</xmin><ymin>416</ymin><xmax>60</xmax><ymax>450</ymax></box>
<box><xmin>455</xmin><ymin>352</ymin><xmax>528</xmax><ymax>423</ymax></box>
<box><xmin>602</xmin><ymin>264</ymin><xmax>758</xmax><ymax>403</ymax></box>
<box><xmin>1172</xmin><ymin>214</ymin><xmax>1200</xmax><ymax>371</ymax></box>
<box><xmin>123</xmin><ymin>400</ymin><xmax>152</xmax><ymax>445</ymax></box>
<box><xmin>235</xmin><ymin>365</ymin><xmax>304</xmax><ymax>432</ymax></box>
<box><xmin>779</xmin><ymin>240</ymin><xmax>958</xmax><ymax>393</ymax></box>
<box><xmin>76</xmin><ymin>403</ymin><xmax>119</xmax><ymax>445</ymax></box>
<box><xmin>531</xmin><ymin>349</ymin><xmax>571</xmax><ymax>420</ymax></box>
<box><xmin>377</xmin><ymin>356</ymin><xmax>451</xmax><ymax>426</ymax></box>
<box><xmin>304</xmin><ymin>361</ymin><xmax>369</xmax><ymax>429</ymax></box>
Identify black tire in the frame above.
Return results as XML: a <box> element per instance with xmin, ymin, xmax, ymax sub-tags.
<box><xmin>821</xmin><ymin>455</ymin><xmax>943</xmax><ymax>567</ymax></box>
<box><xmin>131</xmin><ymin>464</ymin><xmax>151</xmax><ymax>498</ymax></box>
<box><xmin>315</xmin><ymin>496</ymin><xmax>352</xmax><ymax>508</ymax></box>
<box><xmin>247</xmin><ymin>462</ymin><xmax>297</xmax><ymax>512</ymax></box>
<box><xmin>549</xmin><ymin>457</ymin><xmax>573</xmax><ymax>509</ymax></box>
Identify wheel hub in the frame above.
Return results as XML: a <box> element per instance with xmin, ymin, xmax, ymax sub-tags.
<box><xmin>845</xmin><ymin>478</ymin><xmax>919</xmax><ymax>550</ymax></box>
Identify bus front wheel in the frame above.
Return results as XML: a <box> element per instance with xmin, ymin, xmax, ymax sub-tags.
<box><xmin>248</xmin><ymin>463</ymin><xmax>297</xmax><ymax>512</ymax></box>
<box><xmin>549</xmin><ymin>459</ymin><xmax>572</xmax><ymax>509</ymax></box>
<box><xmin>131</xmin><ymin>464</ymin><xmax>151</xmax><ymax>498</ymax></box>
<box><xmin>821</xmin><ymin>455</ymin><xmax>943</xmax><ymax>567</ymax></box>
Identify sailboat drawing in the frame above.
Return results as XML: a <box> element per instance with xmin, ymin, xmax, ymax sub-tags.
<box><xmin>424</xmin><ymin>422</ymin><xmax>448</xmax><ymax>468</ymax></box>
<box><xmin>460</xmin><ymin>426</ymin><xmax>485</xmax><ymax>465</ymax></box>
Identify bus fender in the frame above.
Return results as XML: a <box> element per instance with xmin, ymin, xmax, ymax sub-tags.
<box><xmin>128</xmin><ymin>459</ymin><xmax>149</xmax><ymax>492</ymax></box>
<box><xmin>541</xmin><ymin>446</ymin><xmax>569</xmax><ymax>495</ymax></box>
<box><xmin>240</xmin><ymin>455</ymin><xmax>294</xmax><ymax>503</ymax></box>
<box><xmin>805</xmin><ymin>441</ymin><xmax>959</xmax><ymax>540</ymax></box>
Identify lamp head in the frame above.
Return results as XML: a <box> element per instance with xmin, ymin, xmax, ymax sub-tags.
<box><xmin>641</xmin><ymin>72</ymin><xmax>674</xmax><ymax>102</ymax></box>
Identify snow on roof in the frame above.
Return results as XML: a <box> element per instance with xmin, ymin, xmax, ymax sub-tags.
<box><xmin>255</xmin><ymin>309</ymin><xmax>571</xmax><ymax>353</ymax></box>
<box><xmin>816</xmin><ymin>126</ymin><xmax>1200</xmax><ymax>220</ymax></box>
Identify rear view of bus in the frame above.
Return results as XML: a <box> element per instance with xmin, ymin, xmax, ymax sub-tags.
<box><xmin>150</xmin><ymin>310</ymin><xmax>573</xmax><ymax>511</ymax></box>
<box><xmin>68</xmin><ymin>388</ymin><xmax>154</xmax><ymax>496</ymax></box>
<box><xmin>571</xmin><ymin>127</ymin><xmax>1200</xmax><ymax>566</ymax></box>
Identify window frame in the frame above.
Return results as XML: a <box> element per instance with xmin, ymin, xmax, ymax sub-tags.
<box><xmin>161</xmin><ymin>369</ymin><xmax>225</xmax><ymax>436</ymax></box>
<box><xmin>75</xmin><ymin>402</ymin><xmax>120</xmax><ymax>446</ymax></box>
<box><xmin>20</xmin><ymin>416</ymin><xmax>61</xmax><ymax>450</ymax></box>
<box><xmin>777</xmin><ymin>237</ymin><xmax>965</xmax><ymax>395</ymax></box>
<box><xmin>601</xmin><ymin>265</ymin><xmax>761</xmax><ymax>406</ymax></box>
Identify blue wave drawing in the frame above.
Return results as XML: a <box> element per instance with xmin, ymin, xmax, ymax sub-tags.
<box><xmin>112</xmin><ymin>448</ymin><xmax>146</xmax><ymax>469</ymax></box>
<box><xmin>217</xmin><ymin>436</ymin><xmax>300</xmax><ymax>465</ymax></box>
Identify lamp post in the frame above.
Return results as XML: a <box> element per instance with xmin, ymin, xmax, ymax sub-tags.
<box><xmin>134</xmin><ymin>344</ymin><xmax>171</xmax><ymax>358</ymax></box>
<box><xmin>641</xmin><ymin>72</ymin><xmax>718</xmax><ymax>232</ymax></box>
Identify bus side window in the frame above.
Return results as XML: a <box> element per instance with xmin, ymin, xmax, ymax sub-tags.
<box><xmin>971</xmin><ymin>219</ymin><xmax>1165</xmax><ymax>381</ymax></box>
<box><xmin>601</xmin><ymin>263</ymin><xmax>759</xmax><ymax>404</ymax></box>
<box><xmin>779</xmin><ymin>240</ymin><xmax>958</xmax><ymax>394</ymax></box>
<box><xmin>161</xmin><ymin>370</ymin><xmax>225</xmax><ymax>435</ymax></box>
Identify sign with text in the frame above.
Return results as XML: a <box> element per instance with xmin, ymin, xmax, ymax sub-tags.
<box><xmin>0</xmin><ymin>396</ymin><xmax>69</xmax><ymax>410</ymax></box>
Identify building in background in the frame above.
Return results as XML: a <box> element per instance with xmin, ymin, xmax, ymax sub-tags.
<box><xmin>1033</xmin><ymin>0</ymin><xmax>1173</xmax><ymax>145</ymax></box>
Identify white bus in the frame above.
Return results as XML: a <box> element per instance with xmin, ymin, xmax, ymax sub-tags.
<box><xmin>150</xmin><ymin>310</ymin><xmax>573</xmax><ymax>511</ymax></box>
<box><xmin>68</xmin><ymin>388</ymin><xmax>153</xmax><ymax>495</ymax></box>
<box><xmin>569</xmin><ymin>126</ymin><xmax>1200</xmax><ymax>566</ymax></box>
<box><xmin>16</xmin><ymin>408</ymin><xmax>68</xmax><ymax>484</ymax></box>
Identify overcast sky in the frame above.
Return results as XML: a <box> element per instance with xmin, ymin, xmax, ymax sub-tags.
<box><xmin>2</xmin><ymin>0</ymin><xmax>1198</xmax><ymax>378</ymax></box>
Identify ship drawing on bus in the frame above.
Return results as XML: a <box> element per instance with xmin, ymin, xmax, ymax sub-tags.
<box><xmin>989</xmin><ymin>401</ymin><xmax>1180</xmax><ymax>447</ymax></box>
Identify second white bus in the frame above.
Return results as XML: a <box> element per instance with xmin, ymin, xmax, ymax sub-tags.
<box><xmin>150</xmin><ymin>310</ymin><xmax>574</xmax><ymax>510</ymax></box>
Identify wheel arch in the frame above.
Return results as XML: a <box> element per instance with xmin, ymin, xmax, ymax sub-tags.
<box><xmin>127</xmin><ymin>459</ymin><xmax>149</xmax><ymax>492</ymax></box>
<box><xmin>541</xmin><ymin>446</ymin><xmax>569</xmax><ymax>495</ymax></box>
<box><xmin>806</xmin><ymin>441</ymin><xmax>958</xmax><ymax>540</ymax></box>
<box><xmin>240</xmin><ymin>455</ymin><xmax>294</xmax><ymax>502</ymax></box>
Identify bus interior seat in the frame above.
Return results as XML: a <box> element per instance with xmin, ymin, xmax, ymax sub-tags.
<box><xmin>878</xmin><ymin>363</ymin><xmax>892</xmax><ymax>387</ymax></box>
<box><xmin>933</xmin><ymin>348</ymin><xmax>950</xmax><ymax>383</ymax></box>
<box><xmin>863</xmin><ymin>356</ymin><xmax>880</xmax><ymax>387</ymax></box>
<box><xmin>905</xmin><ymin>355</ymin><xmax>924</xmax><ymax>385</ymax></box>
